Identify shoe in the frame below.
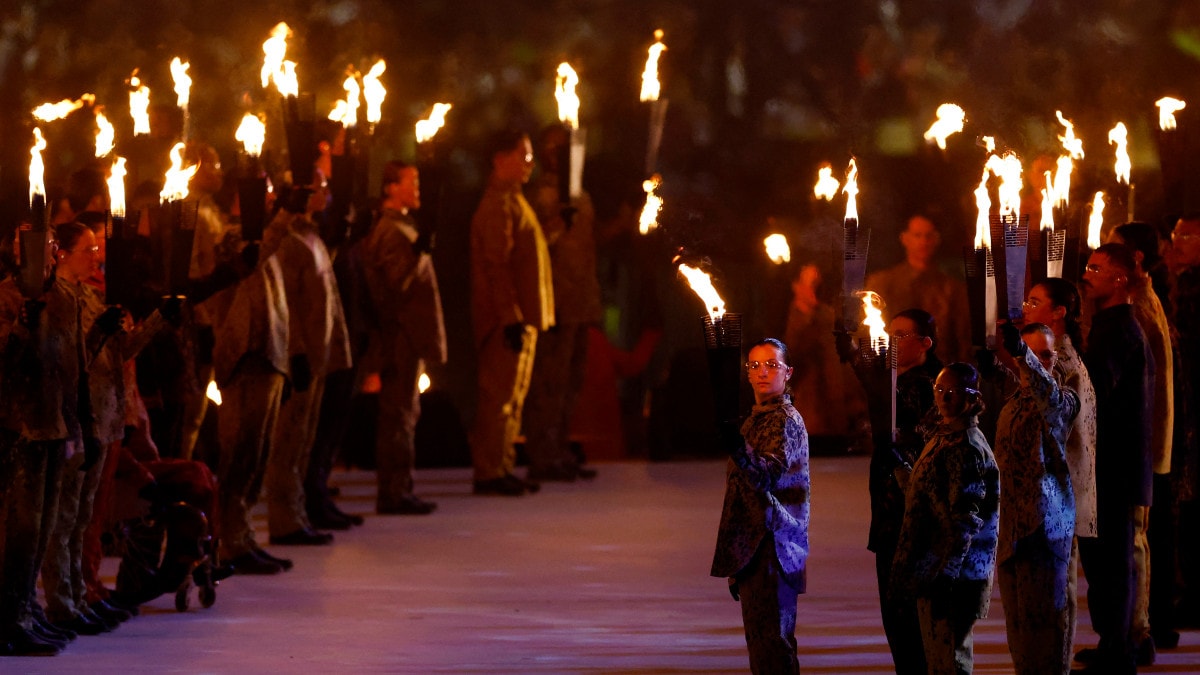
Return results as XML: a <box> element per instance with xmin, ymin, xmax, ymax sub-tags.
<box><xmin>473</xmin><ymin>476</ymin><xmax>526</xmax><ymax>496</ymax></box>
<box><xmin>251</xmin><ymin>546</ymin><xmax>294</xmax><ymax>571</ymax></box>
<box><xmin>527</xmin><ymin>465</ymin><xmax>577</xmax><ymax>482</ymax></box>
<box><xmin>310</xmin><ymin>512</ymin><xmax>354</xmax><ymax>530</ymax></box>
<box><xmin>576</xmin><ymin>465</ymin><xmax>597</xmax><ymax>480</ymax></box>
<box><xmin>56</xmin><ymin>612</ymin><xmax>108</xmax><ymax>636</ymax></box>
<box><xmin>327</xmin><ymin>501</ymin><xmax>365</xmax><ymax>526</ymax></box>
<box><xmin>377</xmin><ymin>496</ymin><xmax>437</xmax><ymax>515</ymax></box>
<box><xmin>1152</xmin><ymin>629</ymin><xmax>1180</xmax><ymax>649</ymax></box>
<box><xmin>0</xmin><ymin>626</ymin><xmax>61</xmax><ymax>656</ymax></box>
<box><xmin>90</xmin><ymin>600</ymin><xmax>132</xmax><ymax>624</ymax></box>
<box><xmin>269</xmin><ymin>528</ymin><xmax>334</xmax><ymax>546</ymax></box>
<box><xmin>1073</xmin><ymin>647</ymin><xmax>1100</xmax><ymax>665</ymax></box>
<box><xmin>228</xmin><ymin>552</ymin><xmax>283</xmax><ymax>575</ymax></box>
<box><xmin>1136</xmin><ymin>635</ymin><xmax>1156</xmax><ymax>666</ymax></box>
<box><xmin>83</xmin><ymin>607</ymin><xmax>119</xmax><ymax>632</ymax></box>
<box><xmin>32</xmin><ymin>616</ymin><xmax>75</xmax><ymax>642</ymax></box>
<box><xmin>519</xmin><ymin>474</ymin><xmax>541</xmax><ymax>494</ymax></box>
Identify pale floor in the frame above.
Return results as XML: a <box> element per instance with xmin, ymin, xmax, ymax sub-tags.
<box><xmin>9</xmin><ymin>457</ymin><xmax>1200</xmax><ymax>673</ymax></box>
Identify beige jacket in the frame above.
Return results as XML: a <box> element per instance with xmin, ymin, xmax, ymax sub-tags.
<box><xmin>364</xmin><ymin>209</ymin><xmax>447</xmax><ymax>366</ymax></box>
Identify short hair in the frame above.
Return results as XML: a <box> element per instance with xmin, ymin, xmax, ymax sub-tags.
<box><xmin>894</xmin><ymin>307</ymin><xmax>938</xmax><ymax>350</ymax></box>
<box><xmin>1020</xmin><ymin>322</ymin><xmax>1055</xmax><ymax>342</ymax></box>
<box><xmin>380</xmin><ymin>160</ymin><xmax>412</xmax><ymax>199</ymax></box>
<box><xmin>487</xmin><ymin>127</ymin><xmax>529</xmax><ymax>161</ymax></box>
<box><xmin>1093</xmin><ymin>242</ymin><xmax>1137</xmax><ymax>277</ymax></box>
<box><xmin>1113</xmin><ymin>222</ymin><xmax>1161</xmax><ymax>269</ymax></box>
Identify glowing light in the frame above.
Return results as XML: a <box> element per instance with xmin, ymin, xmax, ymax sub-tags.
<box><xmin>982</xmin><ymin>136</ymin><xmax>995</xmax><ymax>153</ymax></box>
<box><xmin>95</xmin><ymin>110</ymin><xmax>115</xmax><ymax>157</ymax></box>
<box><xmin>261</xmin><ymin>22</ymin><xmax>292</xmax><ymax>88</ymax></box>
<box><xmin>813</xmin><ymin>165</ymin><xmax>839</xmax><ymax>201</ymax></box>
<box><xmin>1156</xmin><ymin>97</ymin><xmax>1186</xmax><ymax>131</ymax></box>
<box><xmin>555</xmin><ymin>62</ymin><xmax>580</xmax><ymax>130</ymax></box>
<box><xmin>108</xmin><ymin>157</ymin><xmax>127</xmax><ymax>218</ymax></box>
<box><xmin>1108</xmin><ymin>122</ymin><xmax>1130</xmax><ymax>185</ymax></box>
<box><xmin>638</xmin><ymin>174</ymin><xmax>663</xmax><ymax>235</ymax></box>
<box><xmin>129</xmin><ymin>72</ymin><xmax>151</xmax><ymax>136</ymax></box>
<box><xmin>29</xmin><ymin>128</ymin><xmax>47</xmax><ymax>205</ymax></box>
<box><xmin>418</xmin><ymin>373</ymin><xmax>431</xmax><ymax>394</ymax></box>
<box><xmin>415</xmin><ymin>103</ymin><xmax>452</xmax><ymax>143</ymax></box>
<box><xmin>160</xmin><ymin>142</ymin><xmax>198</xmax><ymax>203</ymax></box>
<box><xmin>1051</xmin><ymin>155</ymin><xmax>1073</xmax><ymax>208</ymax></box>
<box><xmin>1056</xmin><ymin>111</ymin><xmax>1084</xmax><ymax>159</ymax></box>
<box><xmin>206</xmin><ymin>380</ymin><xmax>223</xmax><ymax>406</ymax></box>
<box><xmin>678</xmin><ymin>263</ymin><xmax>726</xmax><ymax>321</ymax></box>
<box><xmin>842</xmin><ymin>158</ymin><xmax>859</xmax><ymax>222</ymax></box>
<box><xmin>764</xmin><ymin>234</ymin><xmax>790</xmax><ymax>264</ymax></box>
<box><xmin>170</xmin><ymin>57</ymin><xmax>191</xmax><ymax>108</ymax></box>
<box><xmin>328</xmin><ymin>70</ymin><xmax>361</xmax><ymax>128</ymax></box>
<box><xmin>973</xmin><ymin>167</ymin><xmax>992</xmax><ymax>250</ymax></box>
<box><xmin>1039</xmin><ymin>173</ymin><xmax>1054</xmax><ymax>232</ymax></box>
<box><xmin>32</xmin><ymin>94</ymin><xmax>95</xmax><ymax>122</ymax></box>
<box><xmin>923</xmin><ymin>103</ymin><xmax>965</xmax><ymax>150</ymax></box>
<box><xmin>235</xmin><ymin>114</ymin><xmax>266</xmax><ymax>157</ymax></box>
<box><xmin>985</xmin><ymin>152</ymin><xmax>1023</xmax><ymax>218</ymax></box>
<box><xmin>640</xmin><ymin>29</ymin><xmax>667</xmax><ymax>102</ymax></box>
<box><xmin>362</xmin><ymin>59</ymin><xmax>387</xmax><ymax>124</ymax></box>
<box><xmin>859</xmin><ymin>291</ymin><xmax>888</xmax><ymax>355</ymax></box>
<box><xmin>1087</xmin><ymin>192</ymin><xmax>1105</xmax><ymax>249</ymax></box>
<box><xmin>274</xmin><ymin>61</ymin><xmax>298</xmax><ymax>98</ymax></box>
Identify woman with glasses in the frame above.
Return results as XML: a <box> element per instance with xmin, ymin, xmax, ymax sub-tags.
<box><xmin>891</xmin><ymin>362</ymin><xmax>1000</xmax><ymax>675</ymax></box>
<box><xmin>711</xmin><ymin>338</ymin><xmax>809</xmax><ymax>674</ymax></box>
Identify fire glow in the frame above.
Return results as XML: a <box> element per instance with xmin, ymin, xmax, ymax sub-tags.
<box><xmin>1087</xmin><ymin>191</ymin><xmax>1106</xmax><ymax>249</ymax></box>
<box><xmin>236</xmin><ymin>114</ymin><xmax>266</xmax><ymax>157</ymax></box>
<box><xmin>1056</xmin><ymin>111</ymin><xmax>1085</xmax><ymax>160</ymax></box>
<box><xmin>1156</xmin><ymin>97</ymin><xmax>1186</xmax><ymax>131</ymax></box>
<box><xmin>261</xmin><ymin>22</ymin><xmax>291</xmax><ymax>88</ymax></box>
<box><xmin>678</xmin><ymin>263</ymin><xmax>726</xmax><ymax>322</ymax></box>
<box><xmin>1039</xmin><ymin>174</ymin><xmax>1055</xmax><ymax>232</ymax></box>
<box><xmin>1108</xmin><ymin>122</ymin><xmax>1130</xmax><ymax>185</ymax></box>
<box><xmin>555</xmin><ymin>62</ymin><xmax>581</xmax><ymax>130</ymax></box>
<box><xmin>923</xmin><ymin>103</ymin><xmax>965</xmax><ymax>150</ymax></box>
<box><xmin>985</xmin><ymin>152</ymin><xmax>1023</xmax><ymax>218</ymax></box>
<box><xmin>94</xmin><ymin>110</ymin><xmax>115</xmax><ymax>157</ymax></box>
<box><xmin>842</xmin><ymin>159</ymin><xmax>859</xmax><ymax>222</ymax></box>
<box><xmin>973</xmin><ymin>167</ymin><xmax>992</xmax><ymax>250</ymax></box>
<box><xmin>859</xmin><ymin>291</ymin><xmax>888</xmax><ymax>356</ymax></box>
<box><xmin>32</xmin><ymin>94</ymin><xmax>95</xmax><ymax>122</ymax></box>
<box><xmin>415</xmin><ymin>103</ymin><xmax>452</xmax><ymax>144</ymax></box>
<box><xmin>160</xmin><ymin>142</ymin><xmax>198</xmax><ymax>203</ymax></box>
<box><xmin>764</xmin><ymin>234</ymin><xmax>790</xmax><ymax>265</ymax></box>
<box><xmin>29</xmin><ymin>128</ymin><xmax>47</xmax><ymax>205</ymax></box>
<box><xmin>170</xmin><ymin>57</ymin><xmax>192</xmax><ymax>109</ymax></box>
<box><xmin>362</xmin><ymin>60</ymin><xmax>387</xmax><ymax>124</ymax></box>
<box><xmin>129</xmin><ymin>72</ymin><xmax>151</xmax><ymax>136</ymax></box>
<box><xmin>813</xmin><ymin>165</ymin><xmax>839</xmax><ymax>201</ymax></box>
<box><xmin>328</xmin><ymin>70</ymin><xmax>361</xmax><ymax>128</ymax></box>
<box><xmin>108</xmin><ymin>157</ymin><xmax>127</xmax><ymax>218</ymax></box>
<box><xmin>638</xmin><ymin>174</ymin><xmax>663</xmax><ymax>235</ymax></box>
<box><xmin>640</xmin><ymin>29</ymin><xmax>666</xmax><ymax>102</ymax></box>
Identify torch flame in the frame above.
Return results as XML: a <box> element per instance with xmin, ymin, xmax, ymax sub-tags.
<box><xmin>555</xmin><ymin>62</ymin><xmax>581</xmax><ymax>130</ymax></box>
<box><xmin>32</xmin><ymin>94</ymin><xmax>96</xmax><ymax>122</ymax></box>
<box><xmin>1087</xmin><ymin>192</ymin><xmax>1105</xmax><ymax>249</ymax></box>
<box><xmin>813</xmin><ymin>165</ymin><xmax>839</xmax><ymax>201</ymax></box>
<box><xmin>418</xmin><ymin>372</ymin><xmax>431</xmax><ymax>394</ymax></box>
<box><xmin>29</xmin><ymin>128</ymin><xmax>47</xmax><ymax>205</ymax></box>
<box><xmin>206</xmin><ymin>380</ymin><xmax>223</xmax><ymax>406</ymax></box>
<box><xmin>982</xmin><ymin>136</ymin><xmax>996</xmax><ymax>153</ymax></box>
<box><xmin>108</xmin><ymin>157</ymin><xmax>127</xmax><ymax>218</ymax></box>
<box><xmin>1156</xmin><ymin>97</ymin><xmax>1186</xmax><ymax>131</ymax></box>
<box><xmin>842</xmin><ymin>159</ymin><xmax>859</xmax><ymax>222</ymax></box>
<box><xmin>95</xmin><ymin>109</ymin><xmax>115</xmax><ymax>157</ymax></box>
<box><xmin>362</xmin><ymin>59</ymin><xmax>387</xmax><ymax>124</ymax></box>
<box><xmin>1039</xmin><ymin>173</ymin><xmax>1055</xmax><ymax>232</ymax></box>
<box><xmin>328</xmin><ymin>70</ymin><xmax>361</xmax><ymax>128</ymax></box>
<box><xmin>1051</xmin><ymin>155</ymin><xmax>1073</xmax><ymax>208</ymax></box>
<box><xmin>415</xmin><ymin>103</ymin><xmax>452</xmax><ymax>143</ymax></box>
<box><xmin>170</xmin><ymin>57</ymin><xmax>191</xmax><ymax>108</ymax></box>
<box><xmin>638</xmin><ymin>174</ymin><xmax>663</xmax><ymax>235</ymax></box>
<box><xmin>677</xmin><ymin>263</ymin><xmax>726</xmax><ymax>321</ymax></box>
<box><xmin>160</xmin><ymin>142</ymin><xmax>198</xmax><ymax>203</ymax></box>
<box><xmin>235</xmin><ymin>113</ymin><xmax>266</xmax><ymax>157</ymax></box>
<box><xmin>973</xmin><ymin>167</ymin><xmax>992</xmax><ymax>250</ymax></box>
<box><xmin>984</xmin><ymin>152</ymin><xmax>1023</xmax><ymax>218</ymax></box>
<box><xmin>1108</xmin><ymin>122</ymin><xmax>1130</xmax><ymax>185</ymax></box>
<box><xmin>1056</xmin><ymin>111</ymin><xmax>1085</xmax><ymax>160</ymax></box>
<box><xmin>858</xmin><ymin>291</ymin><xmax>889</xmax><ymax>356</ymax></box>
<box><xmin>261</xmin><ymin>22</ymin><xmax>292</xmax><ymax>88</ymax></box>
<box><xmin>640</xmin><ymin>29</ymin><xmax>667</xmax><ymax>102</ymax></box>
<box><xmin>129</xmin><ymin>72</ymin><xmax>151</xmax><ymax>136</ymax></box>
<box><xmin>764</xmin><ymin>234</ymin><xmax>790</xmax><ymax>264</ymax></box>
<box><xmin>274</xmin><ymin>61</ymin><xmax>299</xmax><ymax>98</ymax></box>
<box><xmin>923</xmin><ymin>103</ymin><xmax>966</xmax><ymax>150</ymax></box>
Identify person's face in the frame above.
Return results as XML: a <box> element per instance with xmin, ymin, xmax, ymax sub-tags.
<box><xmin>791</xmin><ymin>265</ymin><xmax>820</xmax><ymax>306</ymax></box>
<box><xmin>305</xmin><ymin>171</ymin><xmax>331</xmax><ymax>215</ymax></box>
<box><xmin>1081</xmin><ymin>252</ymin><xmax>1125</xmax><ymax>305</ymax></box>
<box><xmin>493</xmin><ymin>136</ymin><xmax>534</xmax><ymax>185</ymax></box>
<box><xmin>934</xmin><ymin>370</ymin><xmax>970</xmax><ymax>421</ymax></box>
<box><xmin>1022</xmin><ymin>329</ymin><xmax>1057</xmax><ymax>373</ymax></box>
<box><xmin>1172</xmin><ymin>219</ymin><xmax>1200</xmax><ymax>268</ymax></box>
<box><xmin>746</xmin><ymin>343</ymin><xmax>792</xmax><ymax>403</ymax></box>
<box><xmin>190</xmin><ymin>147</ymin><xmax>223</xmax><ymax>196</ymax></box>
<box><xmin>889</xmin><ymin>316</ymin><xmax>930</xmax><ymax>370</ymax></box>
<box><xmin>58</xmin><ymin>228</ymin><xmax>99</xmax><ymax>282</ymax></box>
<box><xmin>900</xmin><ymin>216</ymin><xmax>940</xmax><ymax>265</ymax></box>
<box><xmin>389</xmin><ymin>167</ymin><xmax>421</xmax><ymax>210</ymax></box>
<box><xmin>1020</xmin><ymin>284</ymin><xmax>1062</xmax><ymax>329</ymax></box>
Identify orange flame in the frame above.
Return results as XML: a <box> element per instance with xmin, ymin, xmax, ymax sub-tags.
<box><xmin>982</xmin><ymin>136</ymin><xmax>996</xmax><ymax>153</ymax></box>
<box><xmin>29</xmin><ymin>128</ymin><xmax>47</xmax><ymax>205</ymax></box>
<box><xmin>32</xmin><ymin>94</ymin><xmax>95</xmax><ymax>122</ymax></box>
<box><xmin>813</xmin><ymin>165</ymin><xmax>839</xmax><ymax>201</ymax></box>
<box><xmin>418</xmin><ymin>372</ymin><xmax>431</xmax><ymax>394</ymax></box>
<box><xmin>1056</xmin><ymin>111</ymin><xmax>1085</xmax><ymax>160</ymax></box>
<box><xmin>274</xmin><ymin>61</ymin><xmax>299</xmax><ymax>98</ymax></box>
<box><xmin>328</xmin><ymin>70</ymin><xmax>361</xmax><ymax>128</ymax></box>
<box><xmin>129</xmin><ymin>72</ymin><xmax>151</xmax><ymax>136</ymax></box>
<box><xmin>1108</xmin><ymin>122</ymin><xmax>1130</xmax><ymax>185</ymax></box>
<box><xmin>1050</xmin><ymin>155</ymin><xmax>1072</xmax><ymax>208</ymax></box>
<box><xmin>1087</xmin><ymin>192</ymin><xmax>1105</xmax><ymax>249</ymax></box>
<box><xmin>95</xmin><ymin>109</ymin><xmax>115</xmax><ymax>157</ymax></box>
<box><xmin>842</xmin><ymin>159</ymin><xmax>859</xmax><ymax>221</ymax></box>
<box><xmin>108</xmin><ymin>157</ymin><xmax>127</xmax><ymax>218</ymax></box>
<box><xmin>555</xmin><ymin>62</ymin><xmax>580</xmax><ymax>130</ymax></box>
<box><xmin>678</xmin><ymin>263</ymin><xmax>725</xmax><ymax>321</ymax></box>
<box><xmin>638</xmin><ymin>174</ymin><xmax>663</xmax><ymax>235</ymax></box>
<box><xmin>1039</xmin><ymin>172</ymin><xmax>1055</xmax><ymax>232</ymax></box>
<box><xmin>985</xmin><ymin>152</ymin><xmax>1022</xmax><ymax>218</ymax></box>
<box><xmin>160</xmin><ymin>142</ymin><xmax>198</xmax><ymax>203</ymax></box>
<box><xmin>415</xmin><ymin>103</ymin><xmax>452</xmax><ymax>143</ymax></box>
<box><xmin>1156</xmin><ymin>97</ymin><xmax>1186</xmax><ymax>131</ymax></box>
<box><xmin>640</xmin><ymin>29</ymin><xmax>667</xmax><ymax>102</ymax></box>
<box><xmin>973</xmin><ymin>167</ymin><xmax>992</xmax><ymax>250</ymax></box>
<box><xmin>261</xmin><ymin>22</ymin><xmax>291</xmax><ymax>88</ymax></box>
<box><xmin>859</xmin><ymin>291</ymin><xmax>888</xmax><ymax>355</ymax></box>
<box><xmin>764</xmin><ymin>234</ymin><xmax>790</xmax><ymax>264</ymax></box>
<box><xmin>170</xmin><ymin>57</ymin><xmax>191</xmax><ymax>108</ymax></box>
<box><xmin>235</xmin><ymin>113</ymin><xmax>266</xmax><ymax>157</ymax></box>
<box><xmin>363</xmin><ymin>59</ymin><xmax>386</xmax><ymax>124</ymax></box>
<box><xmin>923</xmin><ymin>103</ymin><xmax>965</xmax><ymax>150</ymax></box>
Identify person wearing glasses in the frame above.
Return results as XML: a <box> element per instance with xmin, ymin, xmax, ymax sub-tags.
<box><xmin>1075</xmin><ymin>243</ymin><xmax>1153</xmax><ymax>675</ymax></box>
<box><xmin>891</xmin><ymin>361</ymin><xmax>999</xmax><ymax>675</ymax></box>
<box><xmin>986</xmin><ymin>321</ymin><xmax>1080</xmax><ymax>674</ymax></box>
<box><xmin>838</xmin><ymin>307</ymin><xmax>942</xmax><ymax>675</ymax></box>
<box><xmin>712</xmin><ymin>338</ymin><xmax>809</xmax><ymax>674</ymax></box>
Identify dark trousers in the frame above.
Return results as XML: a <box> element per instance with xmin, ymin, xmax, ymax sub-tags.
<box><xmin>875</xmin><ymin>544</ymin><xmax>928</xmax><ymax>675</ymax></box>
<box><xmin>1149</xmin><ymin>472</ymin><xmax>1177</xmax><ymax>638</ymax></box>
<box><xmin>1</xmin><ymin>435</ymin><xmax>65</xmax><ymax>630</ymax></box>
<box><xmin>306</xmin><ymin>366</ymin><xmax>356</xmax><ymax>519</ymax></box>
<box><xmin>917</xmin><ymin>578</ymin><xmax>989</xmax><ymax>675</ymax></box>
<box><xmin>1078</xmin><ymin>501</ymin><xmax>1137</xmax><ymax>672</ymax></box>
<box><xmin>737</xmin><ymin>535</ymin><xmax>800</xmax><ymax>675</ymax></box>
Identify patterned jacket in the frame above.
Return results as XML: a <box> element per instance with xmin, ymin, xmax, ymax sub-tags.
<box><xmin>1056</xmin><ymin>335</ymin><xmax>1097</xmax><ymax>537</ymax></box>
<box><xmin>891</xmin><ymin>417</ymin><xmax>999</xmax><ymax>616</ymax></box>
<box><xmin>527</xmin><ymin>173</ymin><xmax>602</xmax><ymax>325</ymax></box>
<box><xmin>994</xmin><ymin>349</ymin><xmax>1079</xmax><ymax>565</ymax></box>
<box><xmin>470</xmin><ymin>176</ymin><xmax>554</xmax><ymax>347</ymax></box>
<box><xmin>711</xmin><ymin>394</ymin><xmax>810</xmax><ymax>592</ymax></box>
<box><xmin>363</xmin><ymin>209</ymin><xmax>447</xmax><ymax>366</ymax></box>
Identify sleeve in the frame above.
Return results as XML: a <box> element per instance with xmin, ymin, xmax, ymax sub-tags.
<box><xmin>1083</xmin><ymin>328</ymin><xmax>1122</xmax><ymax>403</ymax></box>
<box><xmin>940</xmin><ymin>444</ymin><xmax>988</xmax><ymax>578</ymax></box>
<box><xmin>730</xmin><ymin>413</ymin><xmax>789</xmax><ymax>492</ymax></box>
<box><xmin>530</xmin><ymin>182</ymin><xmax>566</xmax><ymax>248</ymax></box>
<box><xmin>1019</xmin><ymin>348</ymin><xmax>1074</xmax><ymax>421</ymax></box>
<box><xmin>474</xmin><ymin>196</ymin><xmax>523</xmax><ymax>326</ymax></box>
<box><xmin>375</xmin><ymin>224</ymin><xmax>421</xmax><ymax>296</ymax></box>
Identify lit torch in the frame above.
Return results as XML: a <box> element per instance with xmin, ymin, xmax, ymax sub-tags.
<box><xmin>923</xmin><ymin>103</ymin><xmax>965</xmax><ymax>150</ymax></box>
<box><xmin>20</xmin><ymin>128</ymin><xmax>52</xmax><ymax>298</ymax></box>
<box><xmin>328</xmin><ymin>70</ymin><xmax>361</xmax><ymax>129</ymax></box>
<box><xmin>415</xmin><ymin>103</ymin><xmax>452</xmax><ymax>145</ymax></box>
<box><xmin>555</xmin><ymin>62</ymin><xmax>586</xmax><ymax>201</ymax></box>
<box><xmin>1109</xmin><ymin>121</ymin><xmax>1133</xmax><ymax>220</ymax></box>
<box><xmin>1087</xmin><ymin>191</ymin><xmax>1105</xmax><ymax>250</ymax></box>
<box><xmin>32</xmin><ymin>94</ymin><xmax>95</xmax><ymax>123</ymax></box>
<box><xmin>95</xmin><ymin>109</ymin><xmax>115</xmax><ymax>158</ymax></box>
<box><xmin>363</xmin><ymin>59</ymin><xmax>387</xmax><ymax>128</ymax></box>
<box><xmin>859</xmin><ymin>290</ymin><xmax>898</xmax><ymax>439</ymax></box>
<box><xmin>965</xmin><ymin>164</ymin><xmax>998</xmax><ymax>347</ymax></box>
<box><xmin>160</xmin><ymin>142</ymin><xmax>199</xmax><ymax>297</ymax></box>
<box><xmin>129</xmin><ymin>72</ymin><xmax>151</xmax><ymax>136</ymax></box>
<box><xmin>813</xmin><ymin>164</ymin><xmax>839</xmax><ymax>201</ymax></box>
<box><xmin>107</xmin><ymin>157</ymin><xmax>127</xmax><ymax>219</ymax></box>
<box><xmin>984</xmin><ymin>152</ymin><xmax>1029</xmax><ymax>321</ymax></box>
<box><xmin>1156</xmin><ymin>97</ymin><xmax>1189</xmax><ymax>217</ymax></box>
<box><xmin>170</xmin><ymin>57</ymin><xmax>192</xmax><ymax>141</ymax></box>
<box><xmin>1156</xmin><ymin>97</ymin><xmax>1186</xmax><ymax>131</ymax></box>
<box><xmin>1056</xmin><ymin>111</ymin><xmax>1085</xmax><ymax>160</ymax></box>
<box><xmin>261</xmin><ymin>22</ymin><xmax>291</xmax><ymax>89</ymax></box>
<box><xmin>642</xmin><ymin>29</ymin><xmax>669</xmax><ymax>175</ymax></box>
<box><xmin>236</xmin><ymin>114</ymin><xmax>269</xmax><ymax>242</ymax></box>
<box><xmin>29</xmin><ymin>128</ymin><xmax>47</xmax><ymax>227</ymax></box>
<box><xmin>764</xmin><ymin>233</ymin><xmax>790</xmax><ymax>265</ymax></box>
<box><xmin>639</xmin><ymin>174</ymin><xmax>663</xmax><ymax>235</ymax></box>
<box><xmin>236</xmin><ymin>113</ymin><xmax>267</xmax><ymax>157</ymax></box>
<box><xmin>679</xmin><ymin>261</ymin><xmax>741</xmax><ymax>420</ymax></box>
<box><xmin>105</xmin><ymin>156</ymin><xmax>134</xmax><ymax>307</ymax></box>
<box><xmin>839</xmin><ymin>158</ymin><xmax>871</xmax><ymax>332</ymax></box>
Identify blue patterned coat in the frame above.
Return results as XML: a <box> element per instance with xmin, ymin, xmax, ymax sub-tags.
<box><xmin>711</xmin><ymin>394</ymin><xmax>811</xmax><ymax>592</ymax></box>
<box><xmin>891</xmin><ymin>417</ymin><xmax>1000</xmax><ymax>617</ymax></box>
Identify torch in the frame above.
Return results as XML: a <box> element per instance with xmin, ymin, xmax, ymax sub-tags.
<box><xmin>1155</xmin><ymin>97</ymin><xmax>1187</xmax><ymax>215</ymax></box>
<box><xmin>1031</xmin><ymin>173</ymin><xmax>1066</xmax><ymax>284</ymax></box>
<box><xmin>679</xmin><ymin>263</ymin><xmax>742</xmax><ymax>423</ymax></box>
<box><xmin>1054</xmin><ymin>111</ymin><xmax>1085</xmax><ymax>282</ymax></box>
<box><xmin>555</xmin><ymin>62</ymin><xmax>585</xmax><ymax>210</ymax></box>
<box><xmin>1109</xmin><ymin>122</ymin><xmax>1133</xmax><ymax>221</ymax></box>
<box><xmin>360</xmin><ymin>59</ymin><xmax>387</xmax><ymax>204</ymax></box>
<box><xmin>104</xmin><ymin>156</ymin><xmax>139</xmax><ymax>308</ymax></box>
<box><xmin>963</xmin><ymin>166</ymin><xmax>998</xmax><ymax>348</ymax></box>
<box><xmin>414</xmin><ymin>101</ymin><xmax>452</xmax><ymax>247</ymax></box>
<box><xmin>1086</xmin><ymin>192</ymin><xmax>1106</xmax><ymax>252</ymax></box>
<box><xmin>159</xmin><ymin>142</ymin><xmax>199</xmax><ymax>297</ymax></box>
<box><xmin>327</xmin><ymin>68</ymin><xmax>361</xmax><ymax>226</ymax></box>
<box><xmin>985</xmin><ymin>152</ymin><xmax>1028</xmax><ymax>323</ymax></box>
<box><xmin>838</xmin><ymin>159</ymin><xmax>871</xmax><ymax>333</ymax></box>
<box><xmin>859</xmin><ymin>291</ymin><xmax>898</xmax><ymax>442</ymax></box>
<box><xmin>641</xmin><ymin>29</ymin><xmax>668</xmax><ymax>176</ymax></box>
<box><xmin>923</xmin><ymin>103</ymin><xmax>966</xmax><ymax>151</ymax></box>
<box><xmin>763</xmin><ymin>233</ymin><xmax>790</xmax><ymax>265</ymax></box>
<box><xmin>235</xmin><ymin>114</ymin><xmax>269</xmax><ymax>243</ymax></box>
<box><xmin>638</xmin><ymin>174</ymin><xmax>663</xmax><ymax>235</ymax></box>
<box><xmin>18</xmin><ymin>128</ymin><xmax>52</xmax><ymax>298</ymax></box>
<box><xmin>171</xmin><ymin>57</ymin><xmax>192</xmax><ymax>142</ymax></box>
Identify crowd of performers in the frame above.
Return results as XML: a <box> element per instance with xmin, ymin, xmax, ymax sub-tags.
<box><xmin>0</xmin><ymin>123</ymin><xmax>600</xmax><ymax>656</ymax></box>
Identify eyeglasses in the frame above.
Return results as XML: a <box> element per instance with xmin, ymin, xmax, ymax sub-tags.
<box><xmin>891</xmin><ymin>331</ymin><xmax>917</xmax><ymax>341</ymax></box>
<box><xmin>1173</xmin><ymin>232</ymin><xmax>1200</xmax><ymax>243</ymax></box>
<box><xmin>1022</xmin><ymin>298</ymin><xmax>1044</xmax><ymax>309</ymax></box>
<box><xmin>934</xmin><ymin>385</ymin><xmax>980</xmax><ymax>396</ymax></box>
<box><xmin>71</xmin><ymin>245</ymin><xmax>100</xmax><ymax>255</ymax></box>
<box><xmin>745</xmin><ymin>360</ymin><xmax>787</xmax><ymax>372</ymax></box>
<box><xmin>1084</xmin><ymin>263</ymin><xmax>1106</xmax><ymax>275</ymax></box>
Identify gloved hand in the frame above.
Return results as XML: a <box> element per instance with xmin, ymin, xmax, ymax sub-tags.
<box><xmin>240</xmin><ymin>242</ymin><xmax>261</xmax><ymax>272</ymax></box>
<box><xmin>81</xmin><ymin>437</ymin><xmax>102</xmax><ymax>472</ymax></box>
<box><xmin>833</xmin><ymin>330</ymin><xmax>856</xmax><ymax>364</ymax></box>
<box><xmin>21</xmin><ymin>299</ymin><xmax>45</xmax><ymax>328</ymax></box>
<box><xmin>975</xmin><ymin>348</ymin><xmax>998</xmax><ymax>379</ymax></box>
<box><xmin>290</xmin><ymin>354</ymin><xmax>312</xmax><ymax>393</ymax></box>
<box><xmin>727</xmin><ymin>578</ymin><xmax>740</xmax><ymax>602</ymax></box>
<box><xmin>96</xmin><ymin>306</ymin><xmax>126</xmax><ymax>335</ymax></box>
<box><xmin>160</xmin><ymin>295</ymin><xmax>185</xmax><ymax>327</ymax></box>
<box><xmin>413</xmin><ymin>230</ymin><xmax>434</xmax><ymax>255</ymax></box>
<box><xmin>718</xmin><ymin>419</ymin><xmax>745</xmax><ymax>455</ymax></box>
<box><xmin>502</xmin><ymin>323</ymin><xmax>527</xmax><ymax>353</ymax></box>
<box><xmin>1000</xmin><ymin>321</ymin><xmax>1026</xmax><ymax>358</ymax></box>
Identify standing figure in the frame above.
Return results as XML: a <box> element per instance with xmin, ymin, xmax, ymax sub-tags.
<box><xmin>712</xmin><ymin>338</ymin><xmax>809</xmax><ymax>675</ymax></box>
<box><xmin>891</xmin><ymin>362</ymin><xmax>1000</xmax><ymax>675</ymax></box>
<box><xmin>363</xmin><ymin>161</ymin><xmax>446</xmax><ymax>514</ymax></box>
<box><xmin>469</xmin><ymin>129</ymin><xmax>553</xmax><ymax>496</ymax></box>
<box><xmin>1075</xmin><ymin>243</ymin><xmax>1153</xmax><ymax>675</ymax></box>
<box><xmin>991</xmin><ymin>322</ymin><xmax>1079</xmax><ymax>674</ymax></box>
<box><xmin>522</xmin><ymin>124</ymin><xmax>601</xmax><ymax>481</ymax></box>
